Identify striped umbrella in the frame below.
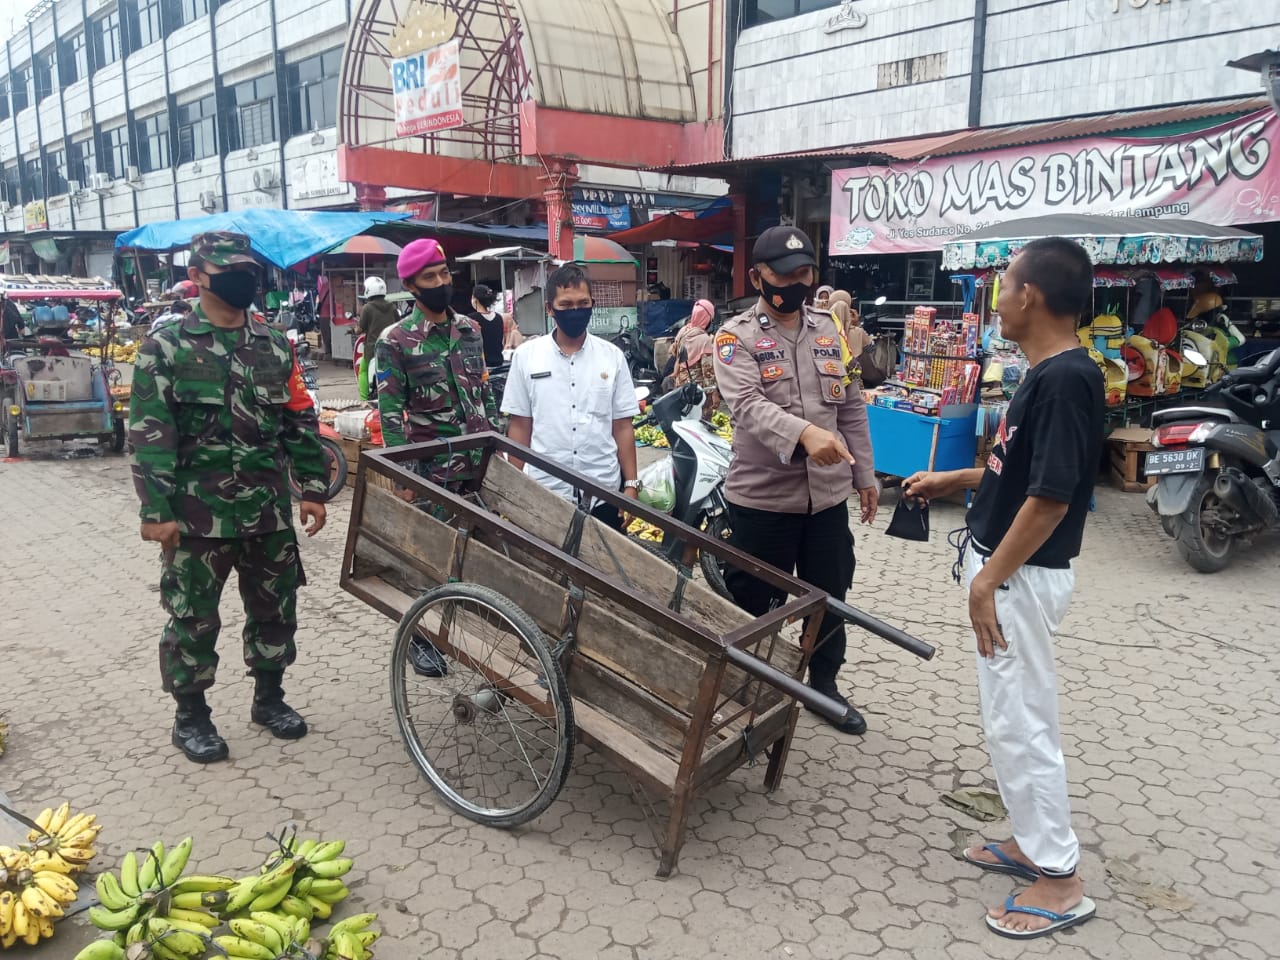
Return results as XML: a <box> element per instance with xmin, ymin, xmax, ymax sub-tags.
<box><xmin>325</xmin><ymin>235</ymin><xmax>403</xmax><ymax>257</ymax></box>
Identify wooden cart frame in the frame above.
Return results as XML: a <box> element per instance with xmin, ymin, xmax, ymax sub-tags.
<box><xmin>341</xmin><ymin>434</ymin><xmax>932</xmax><ymax>876</ymax></box>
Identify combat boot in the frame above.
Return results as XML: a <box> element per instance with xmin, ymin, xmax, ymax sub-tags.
<box><xmin>172</xmin><ymin>692</ymin><xmax>230</xmax><ymax>763</ymax></box>
<box><xmin>250</xmin><ymin>670</ymin><xmax>308</xmax><ymax>739</ymax></box>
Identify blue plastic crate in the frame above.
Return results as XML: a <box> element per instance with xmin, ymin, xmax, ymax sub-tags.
<box><xmin>866</xmin><ymin>404</ymin><xmax>978</xmax><ymax>478</ymax></box>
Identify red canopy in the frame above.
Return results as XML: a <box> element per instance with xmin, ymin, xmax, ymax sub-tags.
<box><xmin>607</xmin><ymin>208</ymin><xmax>733</xmax><ymax>246</ymax></box>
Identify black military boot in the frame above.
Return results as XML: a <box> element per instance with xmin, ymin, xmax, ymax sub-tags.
<box><xmin>172</xmin><ymin>693</ymin><xmax>230</xmax><ymax>763</ymax></box>
<box><xmin>408</xmin><ymin>637</ymin><xmax>448</xmax><ymax>678</ymax></box>
<box><xmin>806</xmin><ymin>676</ymin><xmax>868</xmax><ymax>736</ymax></box>
<box><xmin>250</xmin><ymin>671</ymin><xmax>308</xmax><ymax>740</ymax></box>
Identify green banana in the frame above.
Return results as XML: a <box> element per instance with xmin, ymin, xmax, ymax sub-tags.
<box><xmin>278</xmin><ymin>894</ymin><xmax>314</xmax><ymax>920</ymax></box>
<box><xmin>308</xmin><ymin>858</ymin><xmax>353</xmax><ymax>879</ymax></box>
<box><xmin>304</xmin><ymin>894</ymin><xmax>332</xmax><ymax>920</ymax></box>
<box><xmin>291</xmin><ymin>838</ymin><xmax>319</xmax><ymax>859</ymax></box>
<box><xmin>95</xmin><ymin>872</ymin><xmax>133</xmax><ymax>911</ymax></box>
<box><xmin>292</xmin><ymin>876</ymin><xmax>315</xmax><ymax>897</ymax></box>
<box><xmin>306</xmin><ymin>878</ymin><xmax>347</xmax><ymax>898</ymax></box>
<box><xmin>147</xmin><ymin>917</ymin><xmax>206</xmax><ymax>957</ymax></box>
<box><xmin>291</xmin><ymin>917</ymin><xmax>312</xmax><ymax>944</ymax></box>
<box><xmin>171</xmin><ymin>889</ymin><xmax>229</xmax><ymax>911</ymax></box>
<box><xmin>88</xmin><ymin>902</ymin><xmax>142</xmax><ymax>932</ymax></box>
<box><xmin>137</xmin><ymin>847</ymin><xmax>161</xmax><ymax>891</ymax></box>
<box><xmin>169</xmin><ymin>874</ymin><xmax>236</xmax><ymax>895</ymax></box>
<box><xmin>212</xmin><ymin>935</ymin><xmax>275</xmax><ymax>960</ymax></box>
<box><xmin>247</xmin><ymin>877</ymin><xmax>292</xmax><ymax>912</ymax></box>
<box><xmin>229</xmin><ymin>918</ymin><xmax>283</xmax><ymax>954</ymax></box>
<box><xmin>254</xmin><ymin>857</ymin><xmax>299</xmax><ymax>892</ymax></box>
<box><xmin>306</xmin><ymin>840</ymin><xmax>345</xmax><ymax>863</ymax></box>
<box><xmin>159</xmin><ymin>837</ymin><xmax>192</xmax><ymax>887</ymax></box>
<box><xmin>311</xmin><ymin>883</ymin><xmax>350</xmax><ymax>906</ymax></box>
<box><xmin>330</xmin><ymin>914</ymin><xmax>377</xmax><ymax>936</ymax></box>
<box><xmin>73</xmin><ymin>940</ymin><xmax>127</xmax><ymax>960</ymax></box>
<box><xmin>250</xmin><ymin>910</ymin><xmax>295</xmax><ymax>945</ymax></box>
<box><xmin>356</xmin><ymin>930</ymin><xmax>380</xmax><ymax>948</ymax></box>
<box><xmin>221</xmin><ymin>879</ymin><xmax>258</xmax><ymax>916</ymax></box>
<box><xmin>124</xmin><ymin>920</ymin><xmax>146</xmax><ymax>945</ymax></box>
<box><xmin>119</xmin><ymin>852</ymin><xmax>141</xmax><ymax>898</ymax></box>
<box><xmin>164</xmin><ymin>907</ymin><xmax>220</xmax><ymax>930</ymax></box>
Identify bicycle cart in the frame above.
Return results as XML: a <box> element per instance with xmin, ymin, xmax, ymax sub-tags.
<box><xmin>341</xmin><ymin>436</ymin><xmax>934</xmax><ymax>876</ymax></box>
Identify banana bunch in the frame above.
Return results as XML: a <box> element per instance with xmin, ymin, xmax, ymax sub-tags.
<box><xmin>27</xmin><ymin>802</ymin><xmax>101</xmax><ymax>873</ymax></box>
<box><xmin>0</xmin><ymin>844</ymin><xmax>81</xmax><ymax>948</ymax></box>
<box><xmin>322</xmin><ymin>913</ymin><xmax>380</xmax><ymax>960</ymax></box>
<box><xmin>633</xmin><ymin>423</ymin><xmax>669</xmax><ymax>448</ymax></box>
<box><xmin>626</xmin><ymin>518</ymin><xmax>665</xmax><ymax>543</ymax></box>
<box><xmin>108</xmin><ymin>342</ymin><xmax>140</xmax><ymax>364</ymax></box>
<box><xmin>224</xmin><ymin>839</ymin><xmax>351</xmax><ymax>924</ymax></box>
<box><xmin>710</xmin><ymin>410</ymin><xmax>733</xmax><ymax>443</ymax></box>
<box><xmin>89</xmin><ymin>836</ymin><xmax>233</xmax><ymax>939</ymax></box>
<box><xmin>214</xmin><ymin>911</ymin><xmax>311</xmax><ymax>960</ymax></box>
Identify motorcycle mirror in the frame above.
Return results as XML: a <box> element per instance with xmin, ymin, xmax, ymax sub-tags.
<box><xmin>634</xmin><ymin>386</ymin><xmax>651</xmax><ymax>403</ymax></box>
<box><xmin>874</xmin><ymin>296</ymin><xmax>888</xmax><ymax>306</ymax></box>
<box><xmin>1183</xmin><ymin>348</ymin><xmax>1207</xmax><ymax>366</ymax></box>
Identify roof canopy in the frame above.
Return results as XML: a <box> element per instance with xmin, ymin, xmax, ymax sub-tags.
<box><xmin>115</xmin><ymin>210</ymin><xmax>412</xmax><ymax>269</ymax></box>
<box><xmin>0</xmin><ymin>275</ymin><xmax>123</xmax><ymax>300</ymax></box>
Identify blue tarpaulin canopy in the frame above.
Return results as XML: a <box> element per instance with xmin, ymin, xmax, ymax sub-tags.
<box><xmin>114</xmin><ymin>209</ymin><xmax>413</xmax><ymax>269</ymax></box>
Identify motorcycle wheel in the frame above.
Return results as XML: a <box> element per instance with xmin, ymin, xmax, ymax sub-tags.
<box><xmin>4</xmin><ymin>405</ymin><xmax>17</xmax><ymax>458</ymax></box>
<box><xmin>699</xmin><ymin>513</ymin><xmax>733</xmax><ymax>600</ymax></box>
<box><xmin>1174</xmin><ymin>475</ymin><xmax>1235</xmax><ymax>573</ymax></box>
<box><xmin>289</xmin><ymin>436</ymin><xmax>348</xmax><ymax>502</ymax></box>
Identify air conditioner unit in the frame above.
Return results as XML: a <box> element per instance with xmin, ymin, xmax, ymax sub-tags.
<box><xmin>198</xmin><ymin>190</ymin><xmax>222</xmax><ymax>213</ymax></box>
<box><xmin>89</xmin><ymin>173</ymin><xmax>113</xmax><ymax>193</ymax></box>
<box><xmin>126</xmin><ymin>165</ymin><xmax>141</xmax><ymax>182</ymax></box>
<box><xmin>65</xmin><ymin>180</ymin><xmax>81</xmax><ymax>195</ymax></box>
<box><xmin>253</xmin><ymin>167</ymin><xmax>281</xmax><ymax>191</ymax></box>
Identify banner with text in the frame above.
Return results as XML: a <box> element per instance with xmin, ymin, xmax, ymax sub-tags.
<box><xmin>830</xmin><ymin>109</ymin><xmax>1279</xmax><ymax>255</ymax></box>
<box><xmin>392</xmin><ymin>39</ymin><xmax>464</xmax><ymax>138</ymax></box>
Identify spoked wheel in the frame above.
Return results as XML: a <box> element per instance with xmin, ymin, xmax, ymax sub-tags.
<box><xmin>390</xmin><ymin>583</ymin><xmax>574</xmax><ymax>828</ymax></box>
<box><xmin>699</xmin><ymin>513</ymin><xmax>733</xmax><ymax>599</ymax></box>
<box><xmin>288</xmin><ymin>437</ymin><xmax>348</xmax><ymax>501</ymax></box>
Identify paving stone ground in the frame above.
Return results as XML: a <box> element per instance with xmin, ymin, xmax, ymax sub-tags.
<box><xmin>2</xmin><ymin>387</ymin><xmax>1278</xmax><ymax>959</ymax></box>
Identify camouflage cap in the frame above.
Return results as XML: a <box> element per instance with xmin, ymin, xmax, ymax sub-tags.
<box><xmin>190</xmin><ymin>231</ymin><xmax>258</xmax><ymax>267</ymax></box>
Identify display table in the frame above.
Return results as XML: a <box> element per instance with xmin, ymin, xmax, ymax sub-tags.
<box><xmin>867</xmin><ymin>403</ymin><xmax>978</xmax><ymax>478</ymax></box>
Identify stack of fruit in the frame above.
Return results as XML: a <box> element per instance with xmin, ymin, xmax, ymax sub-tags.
<box><xmin>0</xmin><ymin>802</ymin><xmax>101</xmax><ymax>949</ymax></box>
<box><xmin>77</xmin><ymin>830</ymin><xmax>379</xmax><ymax>960</ymax></box>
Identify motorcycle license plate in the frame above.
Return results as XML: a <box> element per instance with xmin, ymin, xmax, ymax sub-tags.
<box><xmin>1145</xmin><ymin>447</ymin><xmax>1205</xmax><ymax>476</ymax></box>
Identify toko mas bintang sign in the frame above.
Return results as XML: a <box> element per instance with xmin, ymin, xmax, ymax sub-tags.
<box><xmin>829</xmin><ymin>109</ymin><xmax>1279</xmax><ymax>255</ymax></box>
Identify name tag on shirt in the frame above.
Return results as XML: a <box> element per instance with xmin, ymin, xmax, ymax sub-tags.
<box><xmin>531</xmin><ymin>371</ymin><xmax>552</xmax><ymax>380</ymax></box>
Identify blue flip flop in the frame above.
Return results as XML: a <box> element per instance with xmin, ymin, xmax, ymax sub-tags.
<box><xmin>986</xmin><ymin>895</ymin><xmax>1097</xmax><ymax>939</ymax></box>
<box><xmin>963</xmin><ymin>843</ymin><xmax>1040</xmax><ymax>881</ymax></box>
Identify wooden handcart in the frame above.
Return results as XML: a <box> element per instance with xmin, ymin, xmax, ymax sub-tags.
<box><xmin>341</xmin><ymin>435</ymin><xmax>934</xmax><ymax>876</ymax></box>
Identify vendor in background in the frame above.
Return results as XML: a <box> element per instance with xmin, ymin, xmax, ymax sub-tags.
<box><xmin>828</xmin><ymin>290</ymin><xmax>872</xmax><ymax>355</ymax></box>
<box><xmin>664</xmin><ymin>298</ymin><xmax>720</xmax><ymax>417</ymax></box>
<box><xmin>467</xmin><ymin>283</ymin><xmax>506</xmax><ymax>369</ymax></box>
<box><xmin>813</xmin><ymin>285</ymin><xmax>834</xmax><ymax>312</ymax></box>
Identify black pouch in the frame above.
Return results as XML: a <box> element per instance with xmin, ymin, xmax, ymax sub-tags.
<box><xmin>885</xmin><ymin>497</ymin><xmax>929</xmax><ymax>542</ymax></box>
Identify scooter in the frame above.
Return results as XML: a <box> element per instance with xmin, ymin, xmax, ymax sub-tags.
<box><xmin>1146</xmin><ymin>346</ymin><xmax>1280</xmax><ymax>572</ymax></box>
<box><xmin>633</xmin><ymin>349</ymin><xmax>734</xmax><ymax>597</ymax></box>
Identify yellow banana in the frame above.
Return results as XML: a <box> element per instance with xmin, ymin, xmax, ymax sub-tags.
<box><xmin>229</xmin><ymin>917</ymin><xmax>283</xmax><ymax>954</ymax></box>
<box><xmin>212</xmin><ymin>934</ymin><xmax>275</xmax><ymax>960</ymax></box>
<box><xmin>21</xmin><ymin>883</ymin><xmax>64</xmax><ymax>919</ymax></box>
<box><xmin>98</xmin><ymin>871</ymin><xmax>134</xmax><ymax>910</ymax></box>
<box><xmin>59</xmin><ymin>812</ymin><xmax>98</xmax><ymax>840</ymax></box>
<box><xmin>119</xmin><ymin>851</ymin><xmax>141</xmax><ymax>897</ymax></box>
<box><xmin>278</xmin><ymin>894</ymin><xmax>314</xmax><ymax>920</ymax></box>
<box><xmin>171</xmin><ymin>888</ymin><xmax>229</xmax><ymax>910</ymax></box>
<box><xmin>37</xmin><ymin>915</ymin><xmax>55</xmax><ymax>941</ymax></box>
<box><xmin>58</xmin><ymin>846</ymin><xmax>97</xmax><ymax>867</ymax></box>
<box><xmin>47</xmin><ymin>802</ymin><xmax>71</xmax><ymax>836</ymax></box>
<box><xmin>34</xmin><ymin>870</ymin><xmax>79</xmax><ymax>904</ymax></box>
<box><xmin>222</xmin><ymin>878</ymin><xmax>258</xmax><ymax>916</ymax></box>
<box><xmin>11</xmin><ymin>899</ymin><xmax>30</xmax><ymax>937</ymax></box>
<box><xmin>160</xmin><ymin>836</ymin><xmax>193</xmax><ymax>886</ymax></box>
<box><xmin>308</xmin><ymin>857</ymin><xmax>353</xmax><ymax>879</ymax></box>
<box><xmin>22</xmin><ymin>920</ymin><xmax>41</xmax><ymax>946</ymax></box>
<box><xmin>31</xmin><ymin>850</ymin><xmax>77</xmax><ymax>875</ymax></box>
<box><xmin>0</xmin><ymin>890</ymin><xmax>14</xmax><ymax>937</ymax></box>
<box><xmin>34</xmin><ymin>807</ymin><xmax>54</xmax><ymax>833</ymax></box>
<box><xmin>306</xmin><ymin>840</ymin><xmax>345</xmax><ymax>863</ymax></box>
<box><xmin>304</xmin><ymin>894</ymin><xmax>332</xmax><ymax>920</ymax></box>
<box><xmin>73</xmin><ymin>940</ymin><xmax>128</xmax><ymax>960</ymax></box>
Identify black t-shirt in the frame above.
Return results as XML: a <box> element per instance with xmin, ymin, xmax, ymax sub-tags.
<box><xmin>966</xmin><ymin>348</ymin><xmax>1104</xmax><ymax>568</ymax></box>
<box><xmin>469</xmin><ymin>310</ymin><xmax>505</xmax><ymax>367</ymax></box>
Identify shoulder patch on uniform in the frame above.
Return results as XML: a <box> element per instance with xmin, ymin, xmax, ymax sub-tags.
<box><xmin>815</xmin><ymin>336</ymin><xmax>835</xmax><ymax>347</ymax></box>
<box><xmin>755</xmin><ymin>337</ymin><xmax>777</xmax><ymax>350</ymax></box>
<box><xmin>716</xmin><ymin>332</ymin><xmax>738</xmax><ymax>365</ymax></box>
<box><xmin>760</xmin><ymin>364</ymin><xmax>784</xmax><ymax>381</ymax></box>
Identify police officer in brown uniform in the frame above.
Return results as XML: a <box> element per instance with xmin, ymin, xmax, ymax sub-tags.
<box><xmin>714</xmin><ymin>226</ymin><xmax>879</xmax><ymax>735</ymax></box>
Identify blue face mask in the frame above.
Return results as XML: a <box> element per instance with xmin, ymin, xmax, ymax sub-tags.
<box><xmin>553</xmin><ymin>307</ymin><xmax>592</xmax><ymax>338</ymax></box>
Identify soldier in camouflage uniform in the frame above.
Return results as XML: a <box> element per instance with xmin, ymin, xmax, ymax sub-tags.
<box><xmin>130</xmin><ymin>231</ymin><xmax>328</xmax><ymax>764</ymax></box>
<box><xmin>376</xmin><ymin>238</ymin><xmax>498</xmax><ymax>676</ymax></box>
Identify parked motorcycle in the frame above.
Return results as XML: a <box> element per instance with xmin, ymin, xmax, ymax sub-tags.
<box><xmin>1146</xmin><ymin>346</ymin><xmax>1280</xmax><ymax>572</ymax></box>
<box><xmin>633</xmin><ymin>350</ymin><xmax>733</xmax><ymax>597</ymax></box>
<box><xmin>287</xmin><ymin>333</ymin><xmax>348</xmax><ymax>501</ymax></box>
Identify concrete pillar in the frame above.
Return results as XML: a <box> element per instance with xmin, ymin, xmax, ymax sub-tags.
<box><xmin>729</xmin><ymin>187</ymin><xmax>749</xmax><ymax>299</ymax></box>
<box><xmin>354</xmin><ymin>182</ymin><xmax>387</xmax><ymax>211</ymax></box>
<box><xmin>539</xmin><ymin>159</ymin><xmax>579</xmax><ymax>261</ymax></box>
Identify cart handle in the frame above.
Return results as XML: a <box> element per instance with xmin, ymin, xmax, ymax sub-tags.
<box><xmin>826</xmin><ymin>598</ymin><xmax>936</xmax><ymax>661</ymax></box>
<box><xmin>723</xmin><ymin>646</ymin><xmax>849</xmax><ymax>724</ymax></box>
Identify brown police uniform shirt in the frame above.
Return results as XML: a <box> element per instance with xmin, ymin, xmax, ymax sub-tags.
<box><xmin>713</xmin><ymin>302</ymin><xmax>875</xmax><ymax>514</ymax></box>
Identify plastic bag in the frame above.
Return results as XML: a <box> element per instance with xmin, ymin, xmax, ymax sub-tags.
<box><xmin>637</xmin><ymin>457</ymin><xmax>676</xmax><ymax>513</ymax></box>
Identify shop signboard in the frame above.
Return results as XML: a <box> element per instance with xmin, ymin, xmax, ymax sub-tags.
<box><xmin>571</xmin><ymin>201</ymin><xmax>631</xmax><ymax>232</ymax></box>
<box><xmin>0</xmin><ymin>241</ymin><xmax>8</xmax><ymax>266</ymax></box>
<box><xmin>391</xmin><ymin>39</ymin><xmax>464</xmax><ymax>137</ymax></box>
<box><xmin>23</xmin><ymin>200</ymin><xmax>48</xmax><ymax>233</ymax></box>
<box><xmin>830</xmin><ymin>109</ymin><xmax>1280</xmax><ymax>255</ymax></box>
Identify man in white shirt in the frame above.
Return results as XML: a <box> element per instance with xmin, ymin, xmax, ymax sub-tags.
<box><xmin>502</xmin><ymin>264</ymin><xmax>641</xmax><ymax>528</ymax></box>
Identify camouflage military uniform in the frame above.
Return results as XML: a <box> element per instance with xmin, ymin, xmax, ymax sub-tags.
<box><xmin>375</xmin><ymin>308</ymin><xmax>497</xmax><ymax>485</ymax></box>
<box><xmin>130</xmin><ymin>237</ymin><xmax>325</xmax><ymax>695</ymax></box>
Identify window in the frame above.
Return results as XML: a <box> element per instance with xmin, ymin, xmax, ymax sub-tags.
<box><xmin>175</xmin><ymin>95</ymin><xmax>217</xmax><ymax>163</ymax></box>
<box><xmin>135</xmin><ymin>112</ymin><xmax>170</xmax><ymax>172</ymax></box>
<box><xmin>224</xmin><ymin>74</ymin><xmax>276</xmax><ymax>151</ymax></box>
<box><xmin>33</xmin><ymin>50</ymin><xmax>55</xmax><ymax>104</ymax></box>
<box><xmin>24</xmin><ymin>157</ymin><xmax>44</xmax><ymax>201</ymax></box>
<box><xmin>61</xmin><ymin>31</ymin><xmax>89</xmax><ymax>85</ymax></box>
<box><xmin>1</xmin><ymin>164</ymin><xmax>21</xmax><ymax>207</ymax></box>
<box><xmin>93</xmin><ymin>10</ymin><xmax>124</xmax><ymax>68</ymax></box>
<box><xmin>285</xmin><ymin>47</ymin><xmax>341</xmax><ymax>137</ymax></box>
<box><xmin>45</xmin><ymin>149</ymin><xmax>68</xmax><ymax>194</ymax></box>
<box><xmin>743</xmin><ymin>0</ymin><xmax>841</xmax><ymax>25</ymax></box>
<box><xmin>131</xmin><ymin>0</ymin><xmax>166</xmax><ymax>48</ymax></box>
<box><xmin>0</xmin><ymin>81</ymin><xmax>9</xmax><ymax>122</ymax></box>
<box><xmin>69</xmin><ymin>139</ymin><xmax>96</xmax><ymax>182</ymax></box>
<box><xmin>11</xmin><ymin>65</ymin><xmax>32</xmax><ymax>113</ymax></box>
<box><xmin>165</xmin><ymin>0</ymin><xmax>209</xmax><ymax>28</ymax></box>
<box><xmin>99</xmin><ymin>124</ymin><xmax>130</xmax><ymax>178</ymax></box>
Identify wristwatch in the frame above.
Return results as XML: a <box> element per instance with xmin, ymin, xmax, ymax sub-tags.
<box><xmin>623</xmin><ymin>479</ymin><xmax>643</xmax><ymax>491</ymax></box>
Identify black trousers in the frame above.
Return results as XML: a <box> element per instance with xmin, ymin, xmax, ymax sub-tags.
<box><xmin>725</xmin><ymin>500</ymin><xmax>855</xmax><ymax>686</ymax></box>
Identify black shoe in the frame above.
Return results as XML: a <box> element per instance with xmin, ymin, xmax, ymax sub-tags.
<box><xmin>806</xmin><ymin>681</ymin><xmax>868</xmax><ymax>736</ymax></box>
<box><xmin>409</xmin><ymin>637</ymin><xmax>449</xmax><ymax>678</ymax></box>
<box><xmin>250</xmin><ymin>671</ymin><xmax>308</xmax><ymax>740</ymax></box>
<box><xmin>172</xmin><ymin>693</ymin><xmax>230</xmax><ymax>763</ymax></box>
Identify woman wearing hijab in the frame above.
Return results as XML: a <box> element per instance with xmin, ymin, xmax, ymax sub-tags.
<box><xmin>814</xmin><ymin>285</ymin><xmax>834</xmax><ymax>312</ymax></box>
<box><xmin>669</xmin><ymin>298</ymin><xmax>720</xmax><ymax>415</ymax></box>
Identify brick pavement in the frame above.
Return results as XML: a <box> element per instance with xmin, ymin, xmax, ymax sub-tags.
<box><xmin>1</xmin><ymin>441</ymin><xmax>1278</xmax><ymax>959</ymax></box>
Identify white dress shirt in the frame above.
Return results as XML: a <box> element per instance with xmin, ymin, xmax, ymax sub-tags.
<box><xmin>501</xmin><ymin>332</ymin><xmax>640</xmax><ymax>501</ymax></box>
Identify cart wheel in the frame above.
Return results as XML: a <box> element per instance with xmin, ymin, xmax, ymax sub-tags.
<box><xmin>110</xmin><ymin>418</ymin><xmax>126</xmax><ymax>453</ymax></box>
<box><xmin>390</xmin><ymin>582</ymin><xmax>574</xmax><ymax>828</ymax></box>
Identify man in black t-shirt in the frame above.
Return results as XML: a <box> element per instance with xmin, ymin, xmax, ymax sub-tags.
<box><xmin>904</xmin><ymin>238</ymin><xmax>1103</xmax><ymax>941</ymax></box>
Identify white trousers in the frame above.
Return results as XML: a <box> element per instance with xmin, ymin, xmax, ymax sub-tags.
<box><xmin>965</xmin><ymin>546</ymin><xmax>1080</xmax><ymax>876</ymax></box>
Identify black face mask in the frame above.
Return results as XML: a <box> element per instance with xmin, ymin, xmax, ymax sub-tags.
<box><xmin>756</xmin><ymin>275</ymin><xmax>810</xmax><ymax>315</ymax></box>
<box><xmin>411</xmin><ymin>283</ymin><xmax>453</xmax><ymax>315</ymax></box>
<box><xmin>206</xmin><ymin>271</ymin><xmax>258</xmax><ymax>310</ymax></box>
<box><xmin>552</xmin><ymin>307</ymin><xmax>592</xmax><ymax>338</ymax></box>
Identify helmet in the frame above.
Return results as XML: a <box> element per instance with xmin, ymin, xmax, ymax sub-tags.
<box><xmin>170</xmin><ymin>280</ymin><xmax>199</xmax><ymax>299</ymax></box>
<box><xmin>363</xmin><ymin>276</ymin><xmax>387</xmax><ymax>298</ymax></box>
